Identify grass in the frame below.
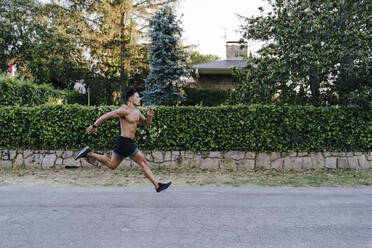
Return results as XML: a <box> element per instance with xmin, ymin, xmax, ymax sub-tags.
<box><xmin>1</xmin><ymin>167</ymin><xmax>372</xmax><ymax>188</ymax></box>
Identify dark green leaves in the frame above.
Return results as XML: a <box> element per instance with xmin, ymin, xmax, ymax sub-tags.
<box><xmin>233</xmin><ymin>0</ymin><xmax>371</xmax><ymax>108</ymax></box>
<box><xmin>0</xmin><ymin>105</ymin><xmax>370</xmax><ymax>152</ymax></box>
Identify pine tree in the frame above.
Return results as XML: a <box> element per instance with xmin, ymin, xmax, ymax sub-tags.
<box><xmin>141</xmin><ymin>5</ymin><xmax>189</xmax><ymax>106</ymax></box>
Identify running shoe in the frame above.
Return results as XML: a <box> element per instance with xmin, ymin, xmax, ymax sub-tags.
<box><xmin>75</xmin><ymin>146</ymin><xmax>91</xmax><ymax>160</ymax></box>
<box><xmin>156</xmin><ymin>182</ymin><xmax>172</xmax><ymax>193</ymax></box>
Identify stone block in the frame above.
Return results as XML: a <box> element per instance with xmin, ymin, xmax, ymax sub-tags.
<box><xmin>173</xmin><ymin>155</ymin><xmax>183</xmax><ymax>167</ymax></box>
<box><xmin>201</xmin><ymin>151</ymin><xmax>211</xmax><ymax>159</ymax></box>
<box><xmin>325</xmin><ymin>157</ymin><xmax>337</xmax><ymax>169</ymax></box>
<box><xmin>33</xmin><ymin>154</ymin><xmax>44</xmax><ymax>166</ymax></box>
<box><xmin>256</xmin><ymin>153</ymin><xmax>270</xmax><ymax>169</ymax></box>
<box><xmin>358</xmin><ymin>156</ymin><xmax>370</xmax><ymax>170</ymax></box>
<box><xmin>289</xmin><ymin>152</ymin><xmax>297</xmax><ymax>157</ymax></box>
<box><xmin>0</xmin><ymin>160</ymin><xmax>12</xmax><ymax>168</ymax></box>
<box><xmin>281</xmin><ymin>152</ymin><xmax>289</xmax><ymax>158</ymax></box>
<box><xmin>270</xmin><ymin>152</ymin><xmax>281</xmax><ymax>161</ymax></box>
<box><xmin>348</xmin><ymin>157</ymin><xmax>359</xmax><ymax>169</ymax></box>
<box><xmin>152</xmin><ymin>151</ymin><xmax>163</xmax><ymax>163</ymax></box>
<box><xmin>323</xmin><ymin>152</ymin><xmax>331</xmax><ymax>157</ymax></box>
<box><xmin>298</xmin><ymin>152</ymin><xmax>308</xmax><ymax>157</ymax></box>
<box><xmin>302</xmin><ymin>157</ymin><xmax>313</xmax><ymax>170</ymax></box>
<box><xmin>42</xmin><ymin>154</ymin><xmax>56</xmax><ymax>168</ymax></box>
<box><xmin>224</xmin><ymin>151</ymin><xmax>245</xmax><ymax>160</ymax></box>
<box><xmin>208</xmin><ymin>152</ymin><xmax>222</xmax><ymax>159</ymax></box>
<box><xmin>119</xmin><ymin>159</ymin><xmax>132</xmax><ymax>168</ymax></box>
<box><xmin>56</xmin><ymin>151</ymin><xmax>64</xmax><ymax>157</ymax></box>
<box><xmin>63</xmin><ymin>157</ymin><xmax>77</xmax><ymax>167</ymax></box>
<box><xmin>24</xmin><ymin>155</ymin><xmax>41</xmax><ymax>168</ymax></box>
<box><xmin>190</xmin><ymin>154</ymin><xmax>201</xmax><ymax>168</ymax></box>
<box><xmin>337</xmin><ymin>158</ymin><xmax>349</xmax><ymax>169</ymax></box>
<box><xmin>1</xmin><ymin>150</ymin><xmax>9</xmax><ymax>160</ymax></box>
<box><xmin>78</xmin><ymin>158</ymin><xmax>94</xmax><ymax>168</ymax></box>
<box><xmin>200</xmin><ymin>158</ymin><xmax>219</xmax><ymax>170</ymax></box>
<box><xmin>85</xmin><ymin>157</ymin><xmax>100</xmax><ymax>167</ymax></box>
<box><xmin>171</xmin><ymin>151</ymin><xmax>180</xmax><ymax>160</ymax></box>
<box><xmin>311</xmin><ymin>153</ymin><xmax>325</xmax><ymax>169</ymax></box>
<box><xmin>9</xmin><ymin>151</ymin><xmax>16</xmax><ymax>160</ymax></box>
<box><xmin>284</xmin><ymin>157</ymin><xmax>302</xmax><ymax>170</ymax></box>
<box><xmin>24</xmin><ymin>150</ymin><xmax>33</xmax><ymax>159</ymax></box>
<box><xmin>354</xmin><ymin>152</ymin><xmax>363</xmax><ymax>156</ymax></box>
<box><xmin>162</xmin><ymin>161</ymin><xmax>178</xmax><ymax>169</ymax></box>
<box><xmin>55</xmin><ymin>158</ymin><xmax>63</xmax><ymax>166</ymax></box>
<box><xmin>332</xmin><ymin>152</ymin><xmax>345</xmax><ymax>157</ymax></box>
<box><xmin>181</xmin><ymin>158</ymin><xmax>191</xmax><ymax>169</ymax></box>
<box><xmin>367</xmin><ymin>152</ymin><xmax>372</xmax><ymax>161</ymax></box>
<box><xmin>221</xmin><ymin>158</ymin><xmax>236</xmax><ymax>171</ymax></box>
<box><xmin>236</xmin><ymin>160</ymin><xmax>255</xmax><ymax>170</ymax></box>
<box><xmin>183</xmin><ymin>151</ymin><xmax>194</xmax><ymax>159</ymax></box>
<box><xmin>62</xmin><ymin>151</ymin><xmax>74</xmax><ymax>159</ymax></box>
<box><xmin>246</xmin><ymin>152</ymin><xmax>256</xmax><ymax>159</ymax></box>
<box><xmin>13</xmin><ymin>154</ymin><xmax>24</xmax><ymax>168</ymax></box>
<box><xmin>164</xmin><ymin>151</ymin><xmax>172</xmax><ymax>161</ymax></box>
<box><xmin>143</xmin><ymin>151</ymin><xmax>153</xmax><ymax>162</ymax></box>
<box><xmin>346</xmin><ymin>152</ymin><xmax>354</xmax><ymax>157</ymax></box>
<box><xmin>271</xmin><ymin>159</ymin><xmax>283</xmax><ymax>170</ymax></box>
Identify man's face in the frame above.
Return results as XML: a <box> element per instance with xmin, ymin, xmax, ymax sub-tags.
<box><xmin>130</xmin><ymin>92</ymin><xmax>141</xmax><ymax>106</ymax></box>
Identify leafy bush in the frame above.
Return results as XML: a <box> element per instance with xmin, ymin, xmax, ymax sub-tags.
<box><xmin>0</xmin><ymin>74</ymin><xmax>79</xmax><ymax>106</ymax></box>
<box><xmin>0</xmin><ymin>104</ymin><xmax>370</xmax><ymax>152</ymax></box>
<box><xmin>183</xmin><ymin>87</ymin><xmax>230</xmax><ymax>106</ymax></box>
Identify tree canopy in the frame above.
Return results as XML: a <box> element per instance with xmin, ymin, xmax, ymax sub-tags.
<box><xmin>0</xmin><ymin>0</ymin><xmax>89</xmax><ymax>88</ymax></box>
<box><xmin>0</xmin><ymin>0</ymin><xmax>178</xmax><ymax>99</ymax></box>
<box><xmin>232</xmin><ymin>0</ymin><xmax>371</xmax><ymax>108</ymax></box>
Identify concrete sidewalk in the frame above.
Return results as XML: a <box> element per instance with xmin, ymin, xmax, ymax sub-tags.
<box><xmin>1</xmin><ymin>185</ymin><xmax>372</xmax><ymax>248</ymax></box>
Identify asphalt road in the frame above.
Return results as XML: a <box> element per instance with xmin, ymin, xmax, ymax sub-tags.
<box><xmin>0</xmin><ymin>185</ymin><xmax>372</xmax><ymax>248</ymax></box>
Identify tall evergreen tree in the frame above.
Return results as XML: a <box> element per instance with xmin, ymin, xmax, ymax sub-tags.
<box><xmin>141</xmin><ymin>5</ymin><xmax>189</xmax><ymax>106</ymax></box>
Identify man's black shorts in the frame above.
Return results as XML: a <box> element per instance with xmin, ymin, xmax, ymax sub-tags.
<box><xmin>113</xmin><ymin>136</ymin><xmax>139</xmax><ymax>159</ymax></box>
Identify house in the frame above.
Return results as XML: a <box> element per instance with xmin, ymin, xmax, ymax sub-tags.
<box><xmin>192</xmin><ymin>41</ymin><xmax>248</xmax><ymax>89</ymax></box>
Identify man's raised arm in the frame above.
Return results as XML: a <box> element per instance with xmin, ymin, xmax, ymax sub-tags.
<box><xmin>139</xmin><ymin>108</ymin><xmax>154</xmax><ymax>127</ymax></box>
<box><xmin>88</xmin><ymin>108</ymin><xmax>126</xmax><ymax>134</ymax></box>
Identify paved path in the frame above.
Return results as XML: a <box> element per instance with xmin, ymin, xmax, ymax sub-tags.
<box><xmin>0</xmin><ymin>185</ymin><xmax>372</xmax><ymax>248</ymax></box>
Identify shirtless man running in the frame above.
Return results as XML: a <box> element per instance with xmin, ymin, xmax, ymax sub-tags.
<box><xmin>75</xmin><ymin>88</ymin><xmax>171</xmax><ymax>193</ymax></box>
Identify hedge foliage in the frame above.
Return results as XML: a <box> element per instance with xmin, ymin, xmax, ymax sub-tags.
<box><xmin>0</xmin><ymin>104</ymin><xmax>370</xmax><ymax>152</ymax></box>
<box><xmin>183</xmin><ymin>87</ymin><xmax>230</xmax><ymax>106</ymax></box>
<box><xmin>0</xmin><ymin>74</ymin><xmax>82</xmax><ymax>106</ymax></box>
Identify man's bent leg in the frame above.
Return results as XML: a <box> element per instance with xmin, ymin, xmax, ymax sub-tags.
<box><xmin>87</xmin><ymin>152</ymin><xmax>122</xmax><ymax>169</ymax></box>
<box><xmin>131</xmin><ymin>151</ymin><xmax>159</xmax><ymax>189</ymax></box>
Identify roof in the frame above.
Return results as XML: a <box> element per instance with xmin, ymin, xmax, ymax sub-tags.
<box><xmin>192</xmin><ymin>60</ymin><xmax>247</xmax><ymax>74</ymax></box>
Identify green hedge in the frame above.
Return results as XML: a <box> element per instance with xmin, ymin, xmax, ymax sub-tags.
<box><xmin>183</xmin><ymin>87</ymin><xmax>230</xmax><ymax>106</ymax></box>
<box><xmin>0</xmin><ymin>74</ymin><xmax>81</xmax><ymax>106</ymax></box>
<box><xmin>0</xmin><ymin>104</ymin><xmax>370</xmax><ymax>152</ymax></box>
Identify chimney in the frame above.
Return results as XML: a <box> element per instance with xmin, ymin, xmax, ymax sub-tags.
<box><xmin>226</xmin><ymin>41</ymin><xmax>247</xmax><ymax>60</ymax></box>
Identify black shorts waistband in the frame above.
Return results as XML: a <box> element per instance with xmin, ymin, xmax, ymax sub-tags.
<box><xmin>118</xmin><ymin>136</ymin><xmax>134</xmax><ymax>142</ymax></box>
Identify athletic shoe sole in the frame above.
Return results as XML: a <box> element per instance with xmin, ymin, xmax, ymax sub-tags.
<box><xmin>75</xmin><ymin>146</ymin><xmax>91</xmax><ymax>160</ymax></box>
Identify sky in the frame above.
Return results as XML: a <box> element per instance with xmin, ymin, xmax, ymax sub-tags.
<box><xmin>176</xmin><ymin>0</ymin><xmax>271</xmax><ymax>59</ymax></box>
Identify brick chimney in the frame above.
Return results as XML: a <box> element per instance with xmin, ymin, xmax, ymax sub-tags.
<box><xmin>226</xmin><ymin>41</ymin><xmax>247</xmax><ymax>60</ymax></box>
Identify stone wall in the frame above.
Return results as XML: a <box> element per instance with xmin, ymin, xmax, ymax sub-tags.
<box><xmin>1</xmin><ymin>150</ymin><xmax>371</xmax><ymax>170</ymax></box>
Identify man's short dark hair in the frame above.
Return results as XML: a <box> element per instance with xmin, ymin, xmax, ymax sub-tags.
<box><xmin>126</xmin><ymin>88</ymin><xmax>137</xmax><ymax>100</ymax></box>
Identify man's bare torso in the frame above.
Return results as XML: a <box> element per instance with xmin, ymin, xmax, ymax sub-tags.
<box><xmin>119</xmin><ymin>106</ymin><xmax>141</xmax><ymax>140</ymax></box>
